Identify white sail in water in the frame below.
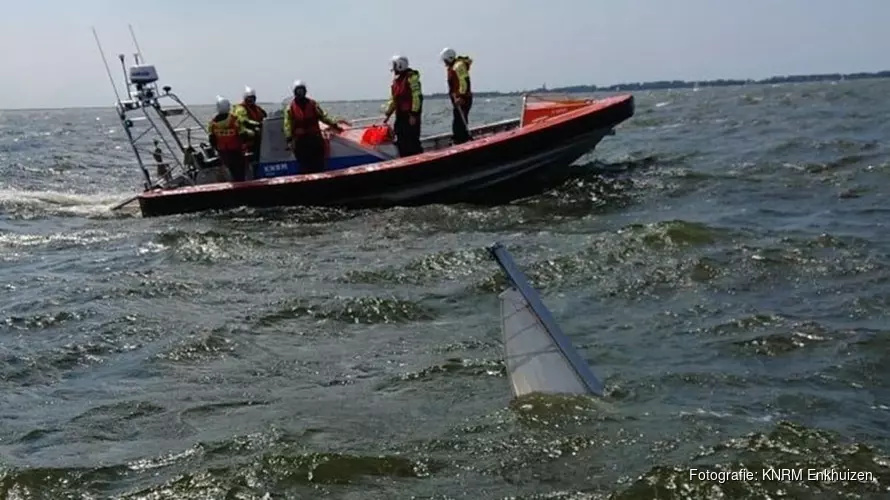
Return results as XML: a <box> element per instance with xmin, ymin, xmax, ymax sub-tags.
<box><xmin>489</xmin><ymin>243</ymin><xmax>605</xmax><ymax>398</ymax></box>
<box><xmin>500</xmin><ymin>287</ymin><xmax>592</xmax><ymax>397</ymax></box>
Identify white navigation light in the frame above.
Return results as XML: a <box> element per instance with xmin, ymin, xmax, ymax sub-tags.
<box><xmin>129</xmin><ymin>64</ymin><xmax>158</xmax><ymax>85</ymax></box>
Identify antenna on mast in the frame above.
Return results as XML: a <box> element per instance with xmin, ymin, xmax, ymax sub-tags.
<box><xmin>128</xmin><ymin>24</ymin><xmax>144</xmax><ymax>63</ymax></box>
<box><xmin>118</xmin><ymin>54</ymin><xmax>131</xmax><ymax>96</ymax></box>
<box><xmin>91</xmin><ymin>26</ymin><xmax>123</xmax><ymax>106</ymax></box>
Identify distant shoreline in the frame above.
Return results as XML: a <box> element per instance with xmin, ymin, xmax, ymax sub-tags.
<box><xmin>424</xmin><ymin>70</ymin><xmax>890</xmax><ymax>100</ymax></box>
<box><xmin>5</xmin><ymin>70</ymin><xmax>889</xmax><ymax>111</ymax></box>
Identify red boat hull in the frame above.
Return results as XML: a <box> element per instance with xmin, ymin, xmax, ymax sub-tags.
<box><xmin>137</xmin><ymin>94</ymin><xmax>634</xmax><ymax>217</ymax></box>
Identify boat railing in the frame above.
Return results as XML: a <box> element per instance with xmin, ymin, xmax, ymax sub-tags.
<box><xmin>419</xmin><ymin>117</ymin><xmax>521</xmax><ymax>151</ymax></box>
<box><xmin>93</xmin><ymin>26</ymin><xmax>212</xmax><ymax>193</ymax></box>
<box><xmin>342</xmin><ymin>116</ymin><xmax>386</xmax><ymax>128</ymax></box>
<box><xmin>121</xmin><ymin>90</ymin><xmax>213</xmax><ymax>182</ymax></box>
<box><xmin>523</xmin><ymin>92</ymin><xmax>596</xmax><ymax>103</ymax></box>
<box><xmin>519</xmin><ymin>93</ymin><xmax>600</xmax><ymax>128</ymax></box>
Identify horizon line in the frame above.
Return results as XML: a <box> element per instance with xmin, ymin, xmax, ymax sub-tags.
<box><xmin>3</xmin><ymin>68</ymin><xmax>887</xmax><ymax>112</ymax></box>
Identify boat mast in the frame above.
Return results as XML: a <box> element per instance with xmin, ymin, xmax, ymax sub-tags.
<box><xmin>94</xmin><ymin>25</ymin><xmax>212</xmax><ymax>197</ymax></box>
<box><xmin>126</xmin><ymin>25</ymin><xmax>201</xmax><ymax>156</ymax></box>
<box><xmin>128</xmin><ymin>24</ymin><xmax>144</xmax><ymax>64</ymax></box>
<box><xmin>92</xmin><ymin>26</ymin><xmax>152</xmax><ymax>188</ymax></box>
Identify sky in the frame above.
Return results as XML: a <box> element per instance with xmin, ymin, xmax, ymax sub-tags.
<box><xmin>1</xmin><ymin>0</ymin><xmax>888</xmax><ymax>109</ymax></box>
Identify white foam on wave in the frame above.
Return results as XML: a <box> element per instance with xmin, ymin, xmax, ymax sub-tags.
<box><xmin>0</xmin><ymin>187</ymin><xmax>139</xmax><ymax>218</ymax></box>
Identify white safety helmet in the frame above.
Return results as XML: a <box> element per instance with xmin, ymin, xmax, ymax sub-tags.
<box><xmin>243</xmin><ymin>86</ymin><xmax>256</xmax><ymax>99</ymax></box>
<box><xmin>440</xmin><ymin>47</ymin><xmax>456</xmax><ymax>64</ymax></box>
<box><xmin>391</xmin><ymin>55</ymin><xmax>409</xmax><ymax>72</ymax></box>
<box><xmin>215</xmin><ymin>96</ymin><xmax>230</xmax><ymax>114</ymax></box>
<box><xmin>292</xmin><ymin>80</ymin><xmax>306</xmax><ymax>91</ymax></box>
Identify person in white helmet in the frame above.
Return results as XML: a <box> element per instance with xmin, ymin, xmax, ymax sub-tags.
<box><xmin>383</xmin><ymin>55</ymin><xmax>424</xmax><ymax>157</ymax></box>
<box><xmin>233</xmin><ymin>87</ymin><xmax>267</xmax><ymax>124</ymax></box>
<box><xmin>207</xmin><ymin>95</ymin><xmax>255</xmax><ymax>182</ymax></box>
<box><xmin>439</xmin><ymin>47</ymin><xmax>474</xmax><ymax>144</ymax></box>
<box><xmin>283</xmin><ymin>80</ymin><xmax>346</xmax><ymax>174</ymax></box>
<box><xmin>232</xmin><ymin>86</ymin><xmax>267</xmax><ymax>163</ymax></box>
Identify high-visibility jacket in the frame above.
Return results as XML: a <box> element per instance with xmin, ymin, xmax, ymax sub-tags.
<box><xmin>207</xmin><ymin>113</ymin><xmax>251</xmax><ymax>152</ymax></box>
<box><xmin>447</xmin><ymin>56</ymin><xmax>473</xmax><ymax>100</ymax></box>
<box><xmin>233</xmin><ymin>102</ymin><xmax>267</xmax><ymax>124</ymax></box>
<box><xmin>384</xmin><ymin>69</ymin><xmax>423</xmax><ymax>115</ymax></box>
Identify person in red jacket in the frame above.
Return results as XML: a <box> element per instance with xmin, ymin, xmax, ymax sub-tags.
<box><xmin>283</xmin><ymin>80</ymin><xmax>346</xmax><ymax>174</ymax></box>
<box><xmin>383</xmin><ymin>55</ymin><xmax>424</xmax><ymax>157</ymax></box>
<box><xmin>440</xmin><ymin>47</ymin><xmax>474</xmax><ymax>144</ymax></box>
<box><xmin>207</xmin><ymin>96</ymin><xmax>254</xmax><ymax>182</ymax></box>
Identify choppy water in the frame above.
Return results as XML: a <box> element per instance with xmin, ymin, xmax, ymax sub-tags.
<box><xmin>1</xmin><ymin>80</ymin><xmax>890</xmax><ymax>499</ymax></box>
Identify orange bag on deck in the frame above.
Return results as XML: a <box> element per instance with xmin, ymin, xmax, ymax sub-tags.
<box><xmin>361</xmin><ymin>124</ymin><xmax>393</xmax><ymax>146</ymax></box>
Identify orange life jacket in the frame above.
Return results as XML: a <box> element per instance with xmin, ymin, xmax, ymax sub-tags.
<box><xmin>209</xmin><ymin>114</ymin><xmax>242</xmax><ymax>152</ymax></box>
<box><xmin>391</xmin><ymin>69</ymin><xmax>421</xmax><ymax>113</ymax></box>
<box><xmin>288</xmin><ymin>98</ymin><xmax>322</xmax><ymax>138</ymax></box>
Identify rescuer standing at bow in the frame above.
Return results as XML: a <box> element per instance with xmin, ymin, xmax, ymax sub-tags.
<box><xmin>383</xmin><ymin>55</ymin><xmax>424</xmax><ymax>157</ymax></box>
<box><xmin>207</xmin><ymin>96</ymin><xmax>254</xmax><ymax>182</ymax></box>
<box><xmin>284</xmin><ymin>80</ymin><xmax>346</xmax><ymax>174</ymax></box>
<box><xmin>440</xmin><ymin>47</ymin><xmax>473</xmax><ymax>144</ymax></box>
<box><xmin>232</xmin><ymin>86</ymin><xmax>267</xmax><ymax>161</ymax></box>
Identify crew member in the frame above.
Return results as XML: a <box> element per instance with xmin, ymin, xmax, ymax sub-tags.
<box><xmin>283</xmin><ymin>80</ymin><xmax>346</xmax><ymax>174</ymax></box>
<box><xmin>207</xmin><ymin>96</ymin><xmax>254</xmax><ymax>182</ymax></box>
<box><xmin>232</xmin><ymin>86</ymin><xmax>267</xmax><ymax>161</ymax></box>
<box><xmin>440</xmin><ymin>47</ymin><xmax>473</xmax><ymax>144</ymax></box>
<box><xmin>383</xmin><ymin>55</ymin><xmax>423</xmax><ymax>157</ymax></box>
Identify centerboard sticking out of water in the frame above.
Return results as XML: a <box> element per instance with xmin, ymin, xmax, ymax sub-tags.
<box><xmin>487</xmin><ymin>242</ymin><xmax>605</xmax><ymax>398</ymax></box>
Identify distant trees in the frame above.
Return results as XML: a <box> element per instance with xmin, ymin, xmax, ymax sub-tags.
<box><xmin>425</xmin><ymin>70</ymin><xmax>890</xmax><ymax>99</ymax></box>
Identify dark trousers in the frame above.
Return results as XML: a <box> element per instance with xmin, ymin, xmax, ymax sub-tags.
<box><xmin>245</xmin><ymin>139</ymin><xmax>261</xmax><ymax>163</ymax></box>
<box><xmin>219</xmin><ymin>151</ymin><xmax>247</xmax><ymax>182</ymax></box>
<box><xmin>452</xmin><ymin>99</ymin><xmax>472</xmax><ymax>145</ymax></box>
<box><xmin>394</xmin><ymin>112</ymin><xmax>423</xmax><ymax>157</ymax></box>
<box><xmin>293</xmin><ymin>135</ymin><xmax>327</xmax><ymax>174</ymax></box>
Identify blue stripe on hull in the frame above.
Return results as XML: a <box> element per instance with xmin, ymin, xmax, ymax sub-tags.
<box><xmin>255</xmin><ymin>154</ymin><xmax>382</xmax><ymax>179</ymax></box>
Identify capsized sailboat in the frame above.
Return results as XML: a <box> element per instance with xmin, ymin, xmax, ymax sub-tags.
<box><xmin>488</xmin><ymin>242</ymin><xmax>605</xmax><ymax>398</ymax></box>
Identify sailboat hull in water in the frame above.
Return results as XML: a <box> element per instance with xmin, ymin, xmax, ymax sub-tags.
<box><xmin>489</xmin><ymin>243</ymin><xmax>605</xmax><ymax>398</ymax></box>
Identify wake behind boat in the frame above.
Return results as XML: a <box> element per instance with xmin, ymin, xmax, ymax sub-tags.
<box><xmin>95</xmin><ymin>28</ymin><xmax>635</xmax><ymax>218</ymax></box>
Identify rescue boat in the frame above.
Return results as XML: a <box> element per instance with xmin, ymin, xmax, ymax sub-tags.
<box><xmin>96</xmin><ymin>29</ymin><xmax>634</xmax><ymax>217</ymax></box>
